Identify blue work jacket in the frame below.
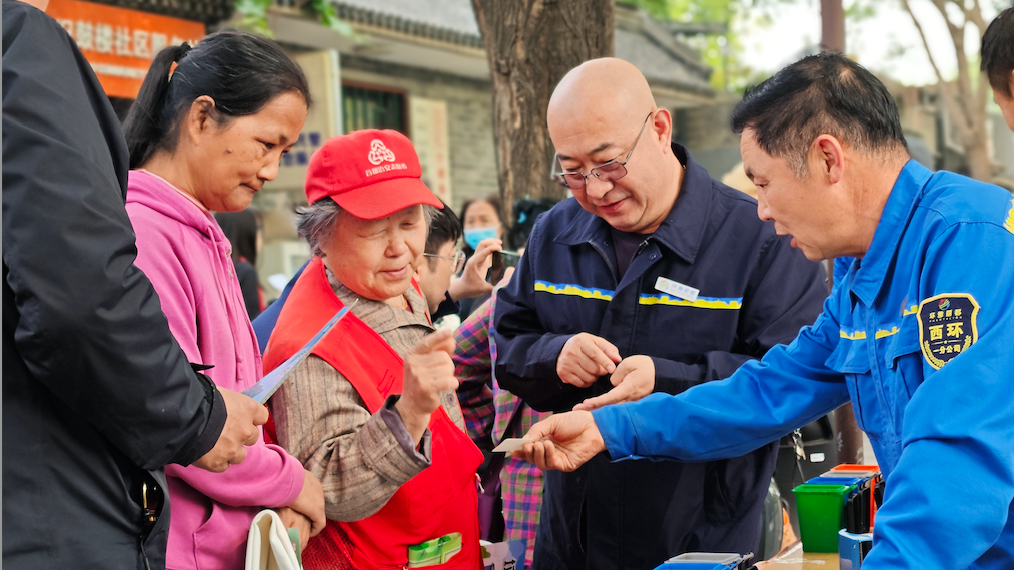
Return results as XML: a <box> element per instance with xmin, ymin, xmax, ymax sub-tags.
<box><xmin>595</xmin><ymin>160</ymin><xmax>1014</xmax><ymax>569</ymax></box>
<box><xmin>493</xmin><ymin>145</ymin><xmax>827</xmax><ymax>569</ymax></box>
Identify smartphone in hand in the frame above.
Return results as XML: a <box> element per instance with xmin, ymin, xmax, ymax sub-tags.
<box><xmin>487</xmin><ymin>250</ymin><xmax>522</xmax><ymax>284</ymax></box>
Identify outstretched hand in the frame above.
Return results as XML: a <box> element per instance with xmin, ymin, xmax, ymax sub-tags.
<box><xmin>513</xmin><ymin>411</ymin><xmax>606</xmax><ymax>472</ymax></box>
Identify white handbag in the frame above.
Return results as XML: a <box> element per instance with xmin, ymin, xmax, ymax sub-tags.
<box><xmin>245</xmin><ymin>509</ymin><xmax>302</xmax><ymax>570</ymax></box>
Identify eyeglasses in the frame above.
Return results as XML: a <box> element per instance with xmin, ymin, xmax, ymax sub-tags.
<box><xmin>550</xmin><ymin>112</ymin><xmax>653</xmax><ymax>190</ymax></box>
<box><xmin>424</xmin><ymin>249</ymin><xmax>466</xmax><ymax>273</ymax></box>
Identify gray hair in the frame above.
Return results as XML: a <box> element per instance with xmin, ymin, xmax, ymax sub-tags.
<box><xmin>296</xmin><ymin>198</ymin><xmax>436</xmax><ymax>257</ymax></box>
<box><xmin>296</xmin><ymin>198</ymin><xmax>343</xmax><ymax>257</ymax></box>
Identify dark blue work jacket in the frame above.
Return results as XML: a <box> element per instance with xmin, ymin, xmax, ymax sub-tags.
<box><xmin>492</xmin><ymin>145</ymin><xmax>827</xmax><ymax>569</ymax></box>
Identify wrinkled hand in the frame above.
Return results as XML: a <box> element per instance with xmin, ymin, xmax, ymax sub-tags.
<box><xmin>285</xmin><ymin>469</ymin><xmax>325</xmax><ymax>541</ymax></box>
<box><xmin>396</xmin><ymin>329</ymin><xmax>458</xmax><ymax>443</ymax></box>
<box><xmin>193</xmin><ymin>387</ymin><xmax>267</xmax><ymax>472</ymax></box>
<box><xmin>275</xmin><ymin>507</ymin><xmax>311</xmax><ymax>551</ymax></box>
<box><xmin>513</xmin><ymin>411</ymin><xmax>606</xmax><ymax>472</ymax></box>
<box><xmin>448</xmin><ymin>238</ymin><xmax>502</xmax><ymax>301</ymax></box>
<box><xmin>573</xmin><ymin>355</ymin><xmax>656</xmax><ymax>411</ymax></box>
<box><xmin>556</xmin><ymin>333</ymin><xmax>621</xmax><ymax>388</ymax></box>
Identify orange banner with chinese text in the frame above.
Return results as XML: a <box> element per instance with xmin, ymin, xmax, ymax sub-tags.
<box><xmin>46</xmin><ymin>0</ymin><xmax>205</xmax><ymax>99</ymax></box>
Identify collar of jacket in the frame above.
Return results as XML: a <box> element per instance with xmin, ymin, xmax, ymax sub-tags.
<box><xmin>553</xmin><ymin>143</ymin><xmax>710</xmax><ymax>265</ymax></box>
<box><xmin>127</xmin><ymin>170</ymin><xmax>220</xmax><ymax>242</ymax></box>
<box><xmin>847</xmin><ymin>159</ymin><xmax>933</xmax><ymax>306</ymax></box>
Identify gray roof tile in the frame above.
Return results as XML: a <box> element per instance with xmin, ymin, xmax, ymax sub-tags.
<box><xmin>335</xmin><ymin>0</ymin><xmax>712</xmax><ymax>93</ymax></box>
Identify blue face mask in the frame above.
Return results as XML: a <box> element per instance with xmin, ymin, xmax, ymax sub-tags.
<box><xmin>464</xmin><ymin>226</ymin><xmax>499</xmax><ymax>249</ymax></box>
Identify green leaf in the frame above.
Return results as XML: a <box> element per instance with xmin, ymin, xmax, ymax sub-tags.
<box><xmin>307</xmin><ymin>0</ymin><xmax>354</xmax><ymax>36</ymax></box>
<box><xmin>233</xmin><ymin>0</ymin><xmax>273</xmax><ymax>37</ymax></box>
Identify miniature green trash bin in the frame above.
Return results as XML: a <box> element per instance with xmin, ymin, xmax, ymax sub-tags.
<box><xmin>792</xmin><ymin>483</ymin><xmax>856</xmax><ymax>553</ymax></box>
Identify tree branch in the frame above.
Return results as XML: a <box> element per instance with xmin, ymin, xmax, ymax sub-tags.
<box><xmin>940</xmin><ymin>0</ymin><xmax>974</xmax><ymax>128</ymax></box>
<box><xmin>966</xmin><ymin>0</ymin><xmax>989</xmax><ymax>127</ymax></box>
<box><xmin>900</xmin><ymin>0</ymin><xmax>947</xmax><ymax>86</ymax></box>
<box><xmin>900</xmin><ymin>0</ymin><xmax>974</xmax><ymax>146</ymax></box>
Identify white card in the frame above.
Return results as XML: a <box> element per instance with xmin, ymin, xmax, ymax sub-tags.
<box><xmin>492</xmin><ymin>438</ymin><xmax>533</xmax><ymax>453</ymax></box>
<box><xmin>654</xmin><ymin>276</ymin><xmax>699</xmax><ymax>302</ymax></box>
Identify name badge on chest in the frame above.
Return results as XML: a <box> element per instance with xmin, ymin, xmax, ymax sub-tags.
<box><xmin>655</xmin><ymin>276</ymin><xmax>699</xmax><ymax>302</ymax></box>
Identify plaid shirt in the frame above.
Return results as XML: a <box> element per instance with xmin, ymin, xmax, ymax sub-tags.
<box><xmin>454</xmin><ymin>295</ymin><xmax>551</xmax><ymax>568</ymax></box>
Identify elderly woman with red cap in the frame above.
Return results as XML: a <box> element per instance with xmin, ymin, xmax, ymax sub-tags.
<box><xmin>265</xmin><ymin>129</ymin><xmax>483</xmax><ymax>570</ymax></box>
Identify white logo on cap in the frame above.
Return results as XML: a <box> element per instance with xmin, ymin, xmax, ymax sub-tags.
<box><xmin>367</xmin><ymin>140</ymin><xmax>397</xmax><ymax>165</ymax></box>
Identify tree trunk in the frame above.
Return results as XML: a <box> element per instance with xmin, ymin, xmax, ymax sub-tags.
<box><xmin>820</xmin><ymin>0</ymin><xmax>845</xmax><ymax>53</ymax></box>
<box><xmin>964</xmin><ymin>132</ymin><xmax>995</xmax><ymax>182</ymax></box>
<box><xmin>471</xmin><ymin>0</ymin><xmax>614</xmax><ymax>223</ymax></box>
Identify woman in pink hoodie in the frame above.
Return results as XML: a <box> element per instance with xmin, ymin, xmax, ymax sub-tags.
<box><xmin>121</xmin><ymin>31</ymin><xmax>325</xmax><ymax>570</ymax></box>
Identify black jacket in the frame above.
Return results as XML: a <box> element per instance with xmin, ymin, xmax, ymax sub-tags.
<box><xmin>493</xmin><ymin>145</ymin><xmax>827</xmax><ymax>569</ymax></box>
<box><xmin>3</xmin><ymin>3</ymin><xmax>225</xmax><ymax>568</ymax></box>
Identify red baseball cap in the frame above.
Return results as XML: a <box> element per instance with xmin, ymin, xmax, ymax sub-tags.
<box><xmin>304</xmin><ymin>129</ymin><xmax>443</xmax><ymax>219</ymax></box>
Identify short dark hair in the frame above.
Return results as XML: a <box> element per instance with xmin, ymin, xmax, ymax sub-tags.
<box><xmin>123</xmin><ymin>29</ymin><xmax>311</xmax><ymax>169</ymax></box>
<box><xmin>426</xmin><ymin>201</ymin><xmax>462</xmax><ymax>266</ymax></box>
<box><xmin>731</xmin><ymin>52</ymin><xmax>907</xmax><ymax>177</ymax></box>
<box><xmin>982</xmin><ymin>8</ymin><xmax>1014</xmax><ymax>98</ymax></box>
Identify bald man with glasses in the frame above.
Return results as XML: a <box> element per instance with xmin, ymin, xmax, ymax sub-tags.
<box><xmin>492</xmin><ymin>58</ymin><xmax>828</xmax><ymax>569</ymax></box>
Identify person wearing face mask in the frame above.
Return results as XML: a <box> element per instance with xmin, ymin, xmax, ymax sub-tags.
<box><xmin>122</xmin><ymin>32</ymin><xmax>326</xmax><ymax>570</ymax></box>
<box><xmin>460</xmin><ymin>195</ymin><xmax>505</xmax><ymax>254</ymax></box>
<box><xmin>457</xmin><ymin>196</ymin><xmax>507</xmax><ymax>318</ymax></box>
<box><xmin>266</xmin><ymin>130</ymin><xmax>483</xmax><ymax>570</ymax></box>
<box><xmin>416</xmin><ymin>201</ymin><xmax>504</xmax><ymax>324</ymax></box>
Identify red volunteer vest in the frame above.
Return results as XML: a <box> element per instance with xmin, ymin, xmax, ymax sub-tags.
<box><xmin>263</xmin><ymin>257</ymin><xmax>483</xmax><ymax>570</ymax></box>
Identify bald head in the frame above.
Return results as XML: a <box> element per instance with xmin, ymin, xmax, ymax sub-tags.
<box><xmin>547</xmin><ymin>58</ymin><xmax>681</xmax><ymax>235</ymax></box>
<box><xmin>548</xmin><ymin>58</ymin><xmax>657</xmax><ymax>144</ymax></box>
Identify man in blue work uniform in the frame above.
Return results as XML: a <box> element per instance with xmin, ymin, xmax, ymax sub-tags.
<box><xmin>518</xmin><ymin>53</ymin><xmax>1014</xmax><ymax>569</ymax></box>
<box><xmin>492</xmin><ymin>58</ymin><xmax>827</xmax><ymax>569</ymax></box>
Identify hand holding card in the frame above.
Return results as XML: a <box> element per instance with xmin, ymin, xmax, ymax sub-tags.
<box><xmin>491</xmin><ymin>438</ymin><xmax>533</xmax><ymax>453</ymax></box>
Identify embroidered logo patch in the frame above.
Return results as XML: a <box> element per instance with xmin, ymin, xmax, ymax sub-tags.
<box><xmin>917</xmin><ymin>293</ymin><xmax>979</xmax><ymax>369</ymax></box>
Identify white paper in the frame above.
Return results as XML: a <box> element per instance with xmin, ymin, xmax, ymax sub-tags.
<box><xmin>492</xmin><ymin>438</ymin><xmax>533</xmax><ymax>453</ymax></box>
<box><xmin>242</xmin><ymin>300</ymin><xmax>356</xmax><ymax>404</ymax></box>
